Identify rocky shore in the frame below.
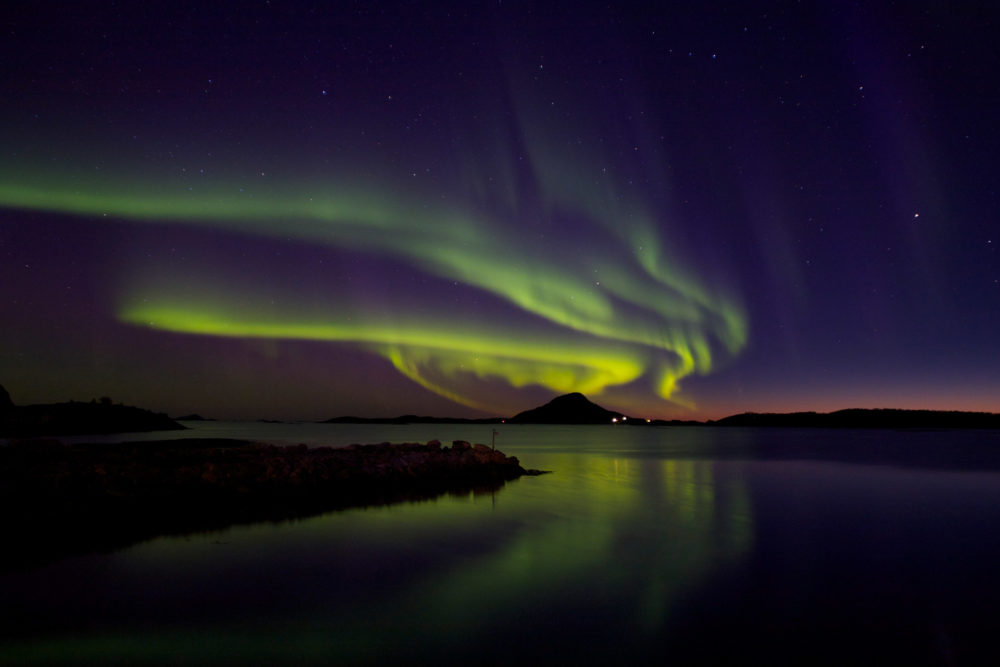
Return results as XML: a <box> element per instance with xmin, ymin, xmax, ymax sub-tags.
<box><xmin>0</xmin><ymin>438</ymin><xmax>546</xmax><ymax>570</ymax></box>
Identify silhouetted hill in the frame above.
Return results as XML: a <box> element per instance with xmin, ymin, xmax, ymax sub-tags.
<box><xmin>0</xmin><ymin>386</ymin><xmax>184</xmax><ymax>437</ymax></box>
<box><xmin>714</xmin><ymin>409</ymin><xmax>1000</xmax><ymax>429</ymax></box>
<box><xmin>509</xmin><ymin>392</ymin><xmax>631</xmax><ymax>424</ymax></box>
<box><xmin>323</xmin><ymin>393</ymin><xmax>632</xmax><ymax>425</ymax></box>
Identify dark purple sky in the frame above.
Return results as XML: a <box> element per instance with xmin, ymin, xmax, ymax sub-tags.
<box><xmin>1</xmin><ymin>2</ymin><xmax>997</xmax><ymax>420</ymax></box>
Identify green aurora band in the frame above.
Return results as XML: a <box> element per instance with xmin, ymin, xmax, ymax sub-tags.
<box><xmin>0</xmin><ymin>170</ymin><xmax>746</xmax><ymax>412</ymax></box>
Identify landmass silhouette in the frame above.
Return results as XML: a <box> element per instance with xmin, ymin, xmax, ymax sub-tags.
<box><xmin>712</xmin><ymin>408</ymin><xmax>1000</xmax><ymax>429</ymax></box>
<box><xmin>322</xmin><ymin>392</ymin><xmax>628</xmax><ymax>425</ymax></box>
<box><xmin>0</xmin><ymin>384</ymin><xmax>183</xmax><ymax>437</ymax></box>
<box><xmin>508</xmin><ymin>392</ymin><xmax>630</xmax><ymax>424</ymax></box>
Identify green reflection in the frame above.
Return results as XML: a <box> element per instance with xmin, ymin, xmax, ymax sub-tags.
<box><xmin>401</xmin><ymin>455</ymin><xmax>754</xmax><ymax>639</ymax></box>
<box><xmin>0</xmin><ymin>448</ymin><xmax>754</xmax><ymax>664</ymax></box>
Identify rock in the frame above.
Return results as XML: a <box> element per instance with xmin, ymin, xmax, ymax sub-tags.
<box><xmin>426</xmin><ymin>439</ymin><xmax>441</xmax><ymax>448</ymax></box>
<box><xmin>0</xmin><ymin>438</ymin><xmax>538</xmax><ymax>506</ymax></box>
<box><xmin>456</xmin><ymin>445</ymin><xmax>499</xmax><ymax>466</ymax></box>
<box><xmin>471</xmin><ymin>443</ymin><xmax>506</xmax><ymax>464</ymax></box>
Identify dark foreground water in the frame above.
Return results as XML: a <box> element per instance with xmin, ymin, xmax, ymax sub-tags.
<box><xmin>4</xmin><ymin>424</ymin><xmax>1000</xmax><ymax>665</ymax></box>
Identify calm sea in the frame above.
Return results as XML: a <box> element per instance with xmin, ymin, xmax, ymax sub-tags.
<box><xmin>3</xmin><ymin>423</ymin><xmax>1000</xmax><ymax>665</ymax></box>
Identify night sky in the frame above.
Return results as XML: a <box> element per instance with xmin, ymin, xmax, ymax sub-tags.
<box><xmin>1</xmin><ymin>2</ymin><xmax>998</xmax><ymax>420</ymax></box>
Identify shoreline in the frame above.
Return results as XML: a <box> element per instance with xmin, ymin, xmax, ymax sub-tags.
<box><xmin>0</xmin><ymin>438</ymin><xmax>547</xmax><ymax>571</ymax></box>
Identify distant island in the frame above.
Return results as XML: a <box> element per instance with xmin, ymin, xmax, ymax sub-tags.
<box><xmin>323</xmin><ymin>393</ymin><xmax>639</xmax><ymax>425</ymax></box>
<box><xmin>712</xmin><ymin>409</ymin><xmax>1000</xmax><ymax>429</ymax></box>
<box><xmin>175</xmin><ymin>413</ymin><xmax>214</xmax><ymax>422</ymax></box>
<box><xmin>0</xmin><ymin>384</ymin><xmax>184</xmax><ymax>438</ymax></box>
<box><xmin>321</xmin><ymin>393</ymin><xmax>623</xmax><ymax>425</ymax></box>
<box><xmin>508</xmin><ymin>392</ymin><xmax>629</xmax><ymax>424</ymax></box>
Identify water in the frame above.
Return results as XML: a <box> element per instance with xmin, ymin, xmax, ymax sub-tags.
<box><xmin>3</xmin><ymin>424</ymin><xmax>1000</xmax><ymax>665</ymax></box>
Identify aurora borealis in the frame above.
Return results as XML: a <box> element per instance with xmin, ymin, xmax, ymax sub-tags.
<box><xmin>2</xmin><ymin>3</ymin><xmax>998</xmax><ymax>419</ymax></box>
<box><xmin>0</xmin><ymin>171</ymin><xmax>745</xmax><ymax>413</ymax></box>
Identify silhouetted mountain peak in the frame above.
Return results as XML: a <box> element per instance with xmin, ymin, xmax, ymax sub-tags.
<box><xmin>0</xmin><ymin>384</ymin><xmax>12</xmax><ymax>411</ymax></box>
<box><xmin>510</xmin><ymin>393</ymin><xmax>628</xmax><ymax>424</ymax></box>
<box><xmin>550</xmin><ymin>392</ymin><xmax>587</xmax><ymax>404</ymax></box>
